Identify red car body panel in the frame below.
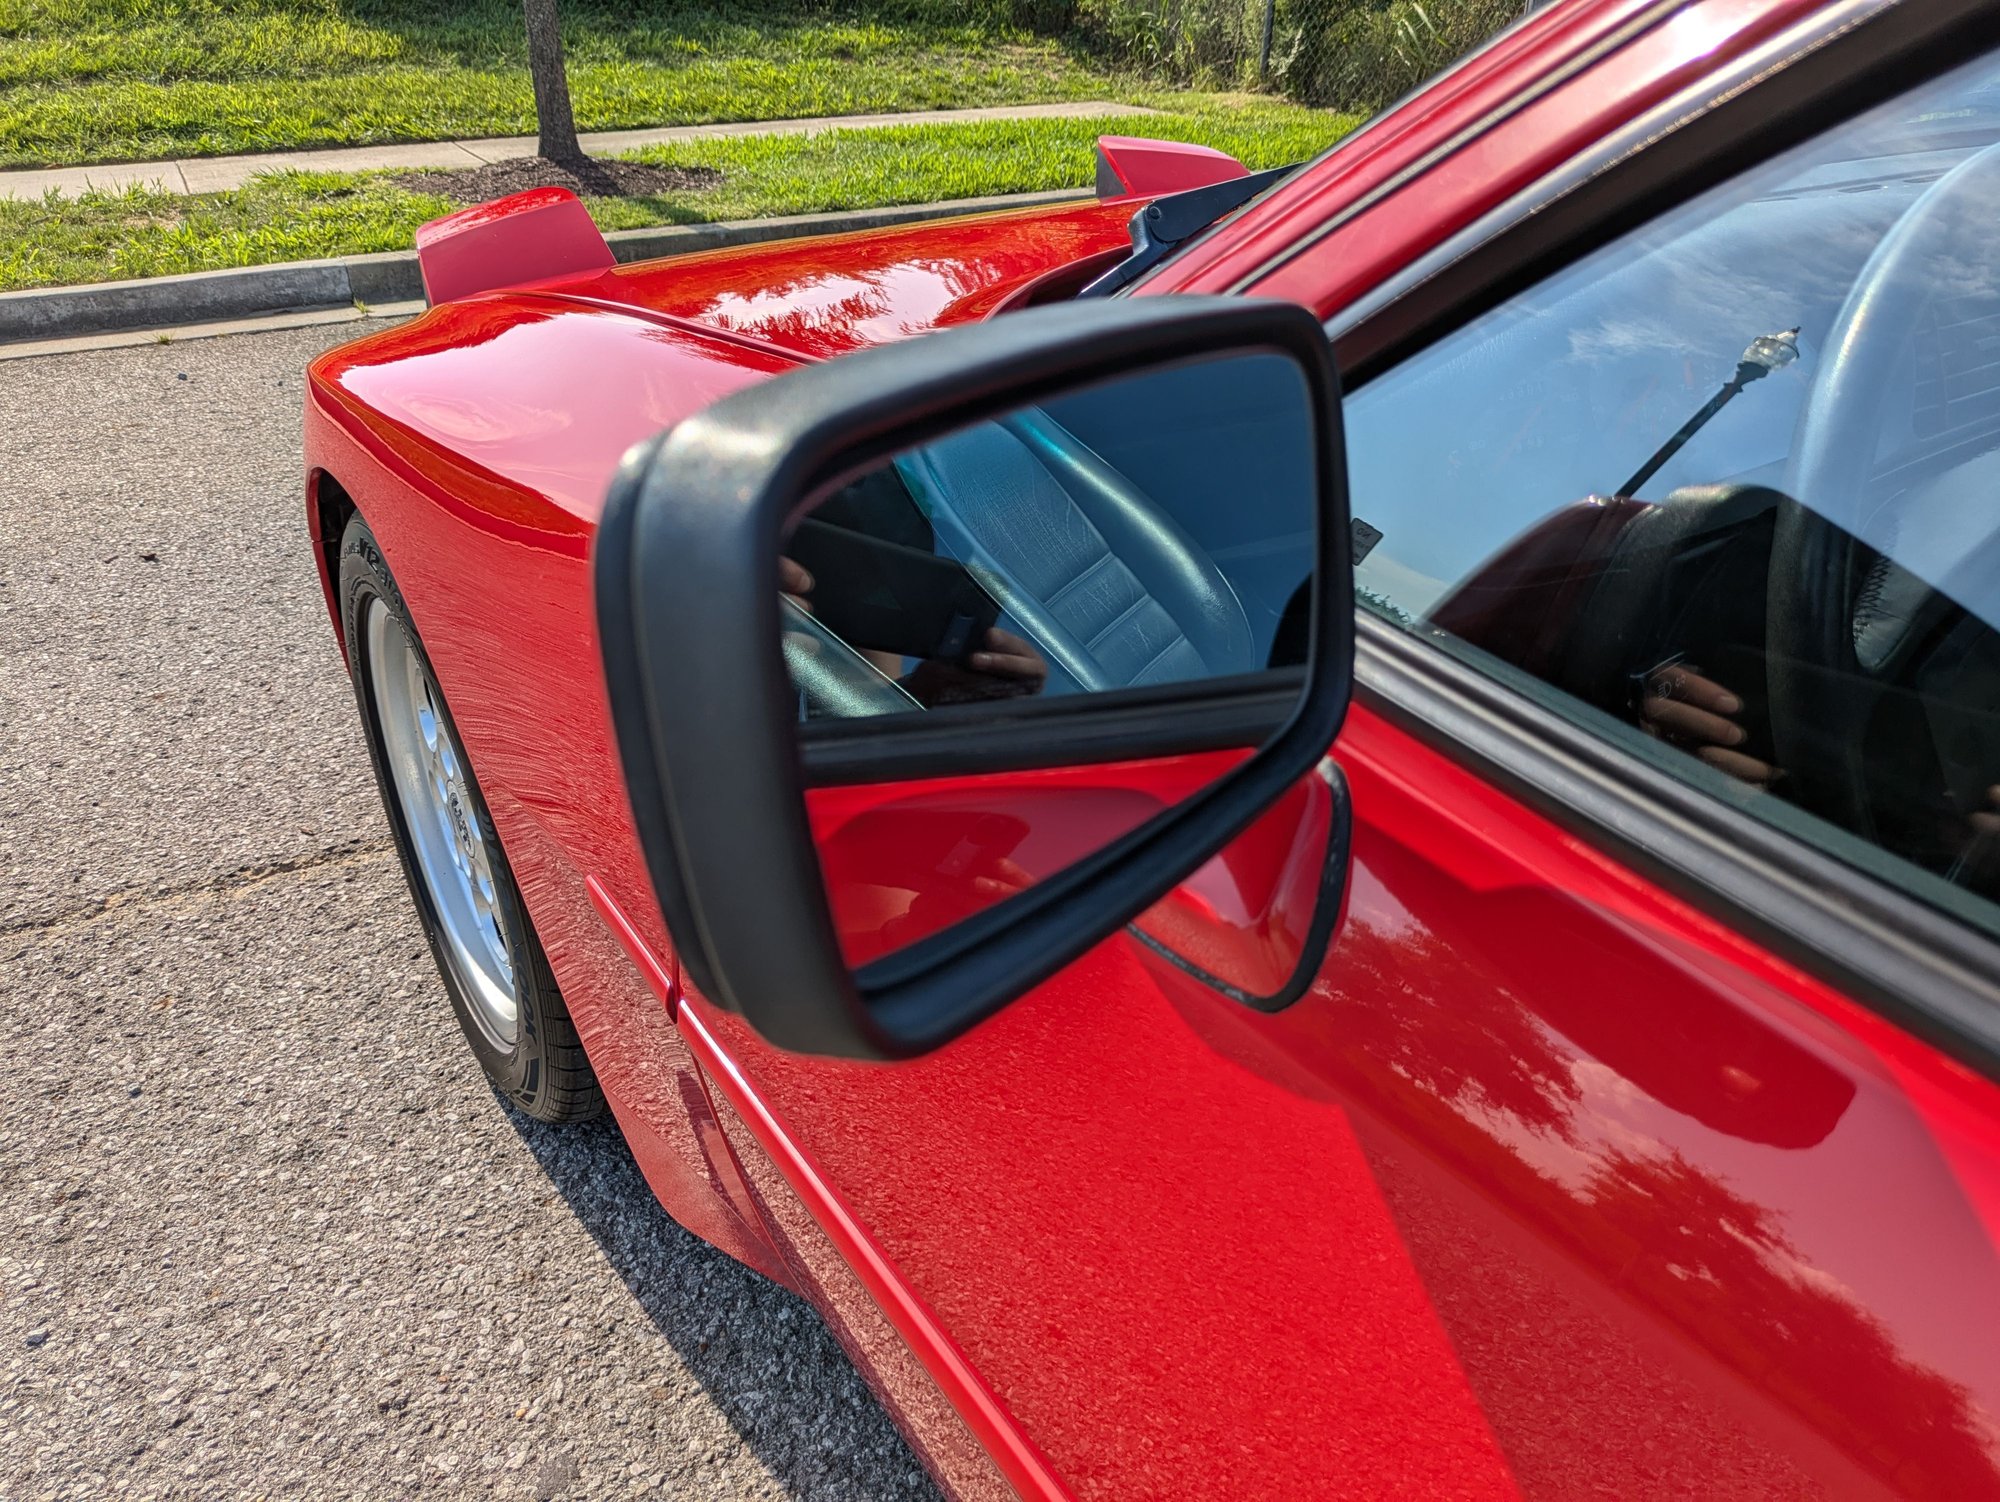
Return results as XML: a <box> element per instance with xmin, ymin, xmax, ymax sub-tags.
<box><xmin>305</xmin><ymin>1</ymin><xmax>2000</xmax><ymax>1495</ymax></box>
<box><xmin>508</xmin><ymin>199</ymin><xmax>1133</xmax><ymax>364</ymax></box>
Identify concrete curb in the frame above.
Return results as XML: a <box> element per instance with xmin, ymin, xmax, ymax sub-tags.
<box><xmin>0</xmin><ymin>188</ymin><xmax>1096</xmax><ymax>345</ymax></box>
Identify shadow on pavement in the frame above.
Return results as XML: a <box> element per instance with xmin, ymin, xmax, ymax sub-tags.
<box><xmin>500</xmin><ymin>1101</ymin><xmax>940</xmax><ymax>1501</ymax></box>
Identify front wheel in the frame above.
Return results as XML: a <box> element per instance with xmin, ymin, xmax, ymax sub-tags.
<box><xmin>338</xmin><ymin>515</ymin><xmax>602</xmax><ymax>1123</ymax></box>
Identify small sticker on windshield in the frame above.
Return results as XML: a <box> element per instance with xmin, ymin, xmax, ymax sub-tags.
<box><xmin>1351</xmin><ymin>518</ymin><xmax>1383</xmax><ymax>564</ymax></box>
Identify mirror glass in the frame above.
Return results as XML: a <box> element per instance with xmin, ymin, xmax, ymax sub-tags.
<box><xmin>778</xmin><ymin>350</ymin><xmax>1327</xmax><ymax>974</ymax></box>
<box><xmin>779</xmin><ymin>351</ymin><xmax>1317</xmax><ymax>721</ymax></box>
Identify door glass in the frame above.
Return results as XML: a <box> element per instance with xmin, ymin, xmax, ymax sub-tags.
<box><xmin>1345</xmin><ymin>51</ymin><xmax>2000</xmax><ymax>937</ymax></box>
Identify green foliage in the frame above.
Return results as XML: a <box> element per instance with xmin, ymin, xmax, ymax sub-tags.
<box><xmin>979</xmin><ymin>0</ymin><xmax>1520</xmax><ymax>106</ymax></box>
<box><xmin>615</xmin><ymin>95</ymin><xmax>1351</xmax><ymax>220</ymax></box>
<box><xmin>0</xmin><ymin>0</ymin><xmax>1498</xmax><ymax>167</ymax></box>
<box><xmin>1272</xmin><ymin>0</ymin><xmax>1522</xmax><ymax>111</ymax></box>
<box><xmin>1071</xmin><ymin>0</ymin><xmax>1270</xmax><ymax>89</ymax></box>
<box><xmin>0</xmin><ymin>97</ymin><xmax>1354</xmax><ymax>292</ymax></box>
<box><xmin>0</xmin><ymin>0</ymin><xmax>1117</xmax><ymax>166</ymax></box>
<box><xmin>0</xmin><ymin>172</ymin><xmax>453</xmax><ymax>289</ymax></box>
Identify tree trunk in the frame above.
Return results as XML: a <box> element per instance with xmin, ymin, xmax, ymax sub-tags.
<box><xmin>523</xmin><ymin>0</ymin><xmax>583</xmax><ymax>164</ymax></box>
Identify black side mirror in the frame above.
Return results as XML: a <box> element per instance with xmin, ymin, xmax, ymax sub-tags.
<box><xmin>594</xmin><ymin>296</ymin><xmax>1353</xmax><ymax>1059</ymax></box>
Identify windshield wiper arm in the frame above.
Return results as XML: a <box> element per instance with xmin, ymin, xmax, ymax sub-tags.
<box><xmin>1618</xmin><ymin>327</ymin><xmax>1800</xmax><ymax>497</ymax></box>
<box><xmin>1077</xmin><ymin>161</ymin><xmax>1301</xmax><ymax>300</ymax></box>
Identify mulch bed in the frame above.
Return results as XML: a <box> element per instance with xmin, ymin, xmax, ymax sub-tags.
<box><xmin>394</xmin><ymin>155</ymin><xmax>722</xmax><ymax>202</ymax></box>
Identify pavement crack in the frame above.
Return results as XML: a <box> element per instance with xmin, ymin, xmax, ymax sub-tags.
<box><xmin>2</xmin><ymin>838</ymin><xmax>394</xmax><ymax>937</ymax></box>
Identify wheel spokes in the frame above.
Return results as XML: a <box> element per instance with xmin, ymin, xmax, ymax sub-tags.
<box><xmin>368</xmin><ymin>600</ymin><xmax>521</xmax><ymax>1046</ymax></box>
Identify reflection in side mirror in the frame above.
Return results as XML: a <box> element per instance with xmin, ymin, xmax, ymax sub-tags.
<box><xmin>778</xmin><ymin>352</ymin><xmax>1317</xmax><ymax>724</ymax></box>
<box><xmin>777</xmin><ymin>353</ymin><xmax>1322</xmax><ymax>973</ymax></box>
<box><xmin>595</xmin><ymin>297</ymin><xmax>1353</xmax><ymax>1059</ymax></box>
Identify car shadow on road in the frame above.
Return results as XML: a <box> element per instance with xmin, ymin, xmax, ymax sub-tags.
<box><xmin>498</xmin><ymin>1099</ymin><xmax>941</xmax><ymax>1502</ymax></box>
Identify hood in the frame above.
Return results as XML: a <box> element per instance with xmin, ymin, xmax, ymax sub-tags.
<box><xmin>309</xmin><ymin>198</ymin><xmax>1135</xmax><ymax>531</ymax></box>
<box><xmin>542</xmin><ymin>197</ymin><xmax>1137</xmax><ymax>360</ymax></box>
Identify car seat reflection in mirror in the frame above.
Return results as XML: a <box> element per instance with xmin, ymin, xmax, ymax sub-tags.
<box><xmin>779</xmin><ymin>351</ymin><xmax>1318</xmax><ymax>723</ymax></box>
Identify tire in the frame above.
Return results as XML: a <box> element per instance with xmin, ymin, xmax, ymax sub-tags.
<box><xmin>338</xmin><ymin>514</ymin><xmax>603</xmax><ymax>1123</ymax></box>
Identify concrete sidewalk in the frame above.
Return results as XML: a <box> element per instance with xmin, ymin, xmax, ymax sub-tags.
<box><xmin>0</xmin><ymin>100</ymin><xmax>1154</xmax><ymax>202</ymax></box>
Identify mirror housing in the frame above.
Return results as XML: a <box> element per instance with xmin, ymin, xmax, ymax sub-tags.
<box><xmin>594</xmin><ymin>296</ymin><xmax>1352</xmax><ymax>1059</ymax></box>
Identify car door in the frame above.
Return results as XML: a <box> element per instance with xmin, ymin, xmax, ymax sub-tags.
<box><xmin>1178</xmin><ymin>3</ymin><xmax>2000</xmax><ymax>1493</ymax></box>
<box><xmin>645</xmin><ymin>7</ymin><xmax>2000</xmax><ymax>1501</ymax></box>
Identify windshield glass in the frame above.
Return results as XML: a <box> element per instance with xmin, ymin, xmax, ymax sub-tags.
<box><xmin>1346</xmin><ymin>55</ymin><xmax>2000</xmax><ymax>635</ymax></box>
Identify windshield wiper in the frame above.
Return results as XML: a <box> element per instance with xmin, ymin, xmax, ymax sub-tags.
<box><xmin>1077</xmin><ymin>161</ymin><xmax>1302</xmax><ymax>299</ymax></box>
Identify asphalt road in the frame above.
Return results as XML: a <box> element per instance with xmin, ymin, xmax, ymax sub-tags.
<box><xmin>0</xmin><ymin>325</ymin><xmax>936</xmax><ymax>1501</ymax></box>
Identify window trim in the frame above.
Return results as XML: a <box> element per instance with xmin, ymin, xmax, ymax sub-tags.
<box><xmin>1326</xmin><ymin>0</ymin><xmax>2000</xmax><ymax>1078</ymax></box>
<box><xmin>1357</xmin><ymin>618</ymin><xmax>2000</xmax><ymax>1077</ymax></box>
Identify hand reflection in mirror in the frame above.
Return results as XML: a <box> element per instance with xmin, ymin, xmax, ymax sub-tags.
<box><xmin>778</xmin><ymin>554</ymin><xmax>1048</xmax><ymax>707</ymax></box>
<box><xmin>904</xmin><ymin>626</ymin><xmax>1048</xmax><ymax>706</ymax></box>
<box><xmin>779</xmin><ymin>555</ymin><xmax>816</xmax><ymax>613</ymax></box>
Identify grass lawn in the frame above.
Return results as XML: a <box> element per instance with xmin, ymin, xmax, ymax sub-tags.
<box><xmin>0</xmin><ymin>97</ymin><xmax>1355</xmax><ymax>293</ymax></box>
<box><xmin>0</xmin><ymin>0</ymin><xmax>1130</xmax><ymax>168</ymax></box>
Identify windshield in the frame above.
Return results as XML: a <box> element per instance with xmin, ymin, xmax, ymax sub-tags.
<box><xmin>1347</xmin><ymin>58</ymin><xmax>2000</xmax><ymax>634</ymax></box>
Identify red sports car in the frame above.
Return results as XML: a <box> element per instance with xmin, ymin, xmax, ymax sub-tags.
<box><xmin>305</xmin><ymin>1</ymin><xmax>2000</xmax><ymax>1494</ymax></box>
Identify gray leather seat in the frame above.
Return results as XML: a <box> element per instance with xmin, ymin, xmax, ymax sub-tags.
<box><xmin>894</xmin><ymin>412</ymin><xmax>1254</xmax><ymax>694</ymax></box>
